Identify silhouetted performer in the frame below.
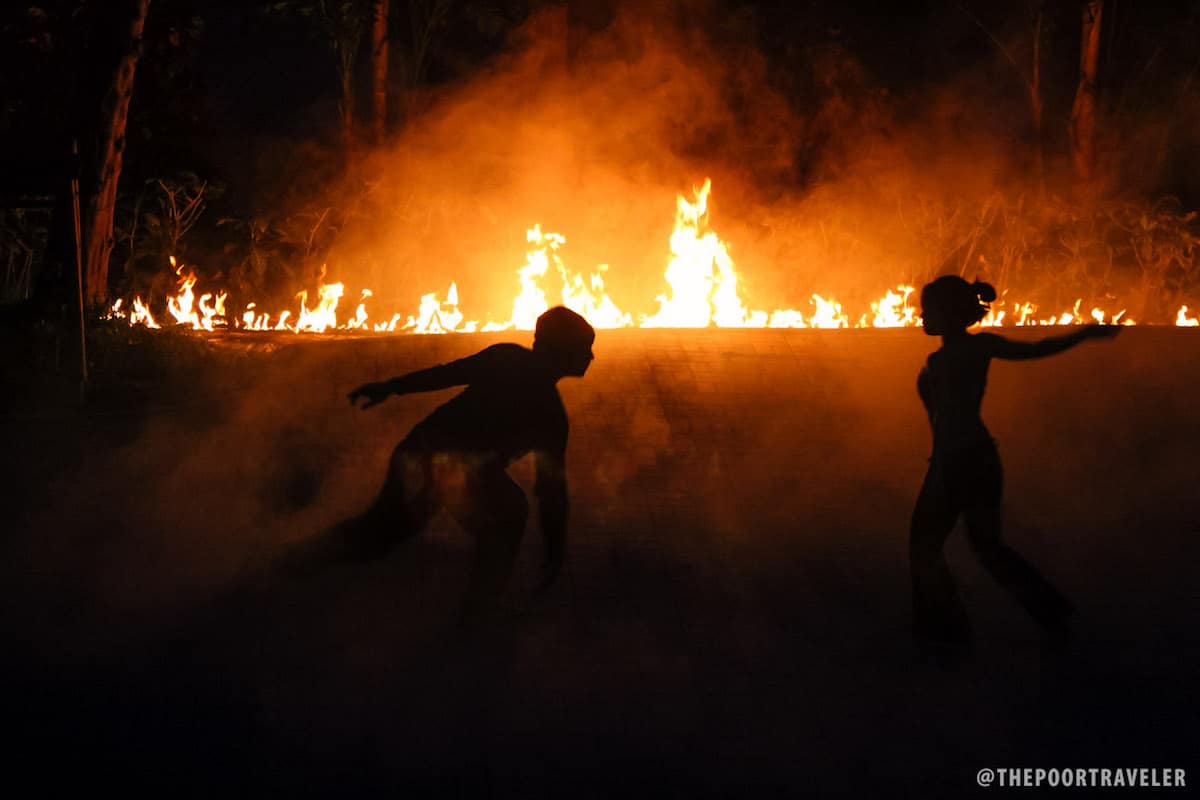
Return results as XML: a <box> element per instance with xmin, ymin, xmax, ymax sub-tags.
<box><xmin>910</xmin><ymin>276</ymin><xmax>1119</xmax><ymax>646</ymax></box>
<box><xmin>280</xmin><ymin>306</ymin><xmax>595</xmax><ymax>619</ymax></box>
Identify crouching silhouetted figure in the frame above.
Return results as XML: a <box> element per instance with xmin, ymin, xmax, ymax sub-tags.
<box><xmin>279</xmin><ymin>306</ymin><xmax>595</xmax><ymax>621</ymax></box>
<box><xmin>910</xmin><ymin>276</ymin><xmax>1119</xmax><ymax>647</ymax></box>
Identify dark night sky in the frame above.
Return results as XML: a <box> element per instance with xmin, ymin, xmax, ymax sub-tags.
<box><xmin>4</xmin><ymin>1</ymin><xmax>1194</xmax><ymax>140</ymax></box>
<box><xmin>159</xmin><ymin>1</ymin><xmax>1194</xmax><ymax>131</ymax></box>
<box><xmin>168</xmin><ymin>1</ymin><xmax>1200</xmax><ymax>159</ymax></box>
<box><xmin>3</xmin><ymin>1</ymin><xmax>1199</xmax><ymax>205</ymax></box>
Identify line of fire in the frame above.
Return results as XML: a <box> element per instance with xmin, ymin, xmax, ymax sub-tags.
<box><xmin>102</xmin><ymin>177</ymin><xmax>1200</xmax><ymax>335</ymax></box>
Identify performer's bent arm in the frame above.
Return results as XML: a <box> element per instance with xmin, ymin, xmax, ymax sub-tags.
<box><xmin>534</xmin><ymin>448</ymin><xmax>568</xmax><ymax>592</ymax></box>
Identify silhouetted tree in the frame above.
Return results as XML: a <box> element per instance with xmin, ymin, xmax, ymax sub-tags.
<box><xmin>1070</xmin><ymin>1</ymin><xmax>1103</xmax><ymax>182</ymax></box>
<box><xmin>83</xmin><ymin>0</ymin><xmax>151</xmax><ymax>304</ymax></box>
<box><xmin>370</xmin><ymin>0</ymin><xmax>388</xmax><ymax>143</ymax></box>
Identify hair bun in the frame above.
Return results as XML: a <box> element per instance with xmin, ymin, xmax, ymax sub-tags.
<box><xmin>972</xmin><ymin>280</ymin><xmax>997</xmax><ymax>303</ymax></box>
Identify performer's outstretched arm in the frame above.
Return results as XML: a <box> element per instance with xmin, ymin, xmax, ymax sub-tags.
<box><xmin>982</xmin><ymin>325</ymin><xmax>1118</xmax><ymax>361</ymax></box>
<box><xmin>348</xmin><ymin>351</ymin><xmax>486</xmax><ymax>408</ymax></box>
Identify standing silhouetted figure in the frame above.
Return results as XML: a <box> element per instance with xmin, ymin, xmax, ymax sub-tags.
<box><xmin>279</xmin><ymin>306</ymin><xmax>595</xmax><ymax>620</ymax></box>
<box><xmin>910</xmin><ymin>276</ymin><xmax>1119</xmax><ymax>647</ymax></box>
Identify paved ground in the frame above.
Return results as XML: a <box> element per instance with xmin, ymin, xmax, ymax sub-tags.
<box><xmin>2</xmin><ymin>327</ymin><xmax>1197</xmax><ymax>796</ymax></box>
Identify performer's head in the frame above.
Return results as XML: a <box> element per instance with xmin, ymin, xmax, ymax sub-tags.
<box><xmin>534</xmin><ymin>306</ymin><xmax>595</xmax><ymax>376</ymax></box>
<box><xmin>920</xmin><ymin>276</ymin><xmax>996</xmax><ymax>336</ymax></box>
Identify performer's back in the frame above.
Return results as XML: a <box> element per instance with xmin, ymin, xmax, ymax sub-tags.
<box><xmin>404</xmin><ymin>343</ymin><xmax>568</xmax><ymax>466</ymax></box>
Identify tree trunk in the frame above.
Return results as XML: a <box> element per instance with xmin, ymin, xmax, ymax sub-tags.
<box><xmin>371</xmin><ymin>0</ymin><xmax>388</xmax><ymax>144</ymax></box>
<box><xmin>83</xmin><ymin>0</ymin><xmax>150</xmax><ymax>305</ymax></box>
<box><xmin>340</xmin><ymin>67</ymin><xmax>355</xmax><ymax>151</ymax></box>
<box><xmin>1070</xmin><ymin>1</ymin><xmax>1103</xmax><ymax>181</ymax></box>
<box><xmin>1029</xmin><ymin>8</ymin><xmax>1045</xmax><ymax>192</ymax></box>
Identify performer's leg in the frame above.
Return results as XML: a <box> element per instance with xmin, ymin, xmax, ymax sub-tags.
<box><xmin>962</xmin><ymin>444</ymin><xmax>1072</xmax><ymax>636</ymax></box>
<box><xmin>277</xmin><ymin>444</ymin><xmax>437</xmax><ymax>575</ymax></box>
<box><xmin>909</xmin><ymin>465</ymin><xmax>970</xmax><ymax>643</ymax></box>
<box><xmin>444</xmin><ymin>466</ymin><xmax>529</xmax><ymax>620</ymax></box>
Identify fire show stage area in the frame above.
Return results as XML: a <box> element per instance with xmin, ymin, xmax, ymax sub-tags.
<box><xmin>1</xmin><ymin>328</ymin><xmax>1196</xmax><ymax>795</ymax></box>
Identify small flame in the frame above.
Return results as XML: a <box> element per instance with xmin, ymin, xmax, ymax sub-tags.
<box><xmin>198</xmin><ymin>291</ymin><xmax>227</xmax><ymax>331</ymax></box>
<box><xmin>167</xmin><ymin>262</ymin><xmax>200</xmax><ymax>329</ymax></box>
<box><xmin>346</xmin><ymin>289</ymin><xmax>372</xmax><ymax>330</ymax></box>
<box><xmin>105</xmin><ymin>296</ymin><xmax>161</xmax><ymax>328</ymax></box>
<box><xmin>293</xmin><ymin>282</ymin><xmax>344</xmax><ymax>333</ymax></box>
<box><xmin>808</xmin><ymin>294</ymin><xmax>849</xmax><ymax>329</ymax></box>
<box><xmin>374</xmin><ymin>313</ymin><xmax>401</xmax><ymax>332</ymax></box>
<box><xmin>408</xmin><ymin>283</ymin><xmax>465</xmax><ymax>334</ymax></box>
<box><xmin>865</xmin><ymin>285</ymin><xmax>917</xmax><ymax>328</ymax></box>
<box><xmin>131</xmin><ymin>298</ymin><xmax>158</xmax><ymax>328</ymax></box>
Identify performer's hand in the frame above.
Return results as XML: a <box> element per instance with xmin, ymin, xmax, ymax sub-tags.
<box><xmin>1085</xmin><ymin>323</ymin><xmax>1122</xmax><ymax>339</ymax></box>
<box><xmin>348</xmin><ymin>381</ymin><xmax>391</xmax><ymax>409</ymax></box>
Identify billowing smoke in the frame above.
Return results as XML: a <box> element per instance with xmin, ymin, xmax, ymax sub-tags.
<box><xmin>296</xmin><ymin>2</ymin><xmax>1196</xmax><ymax>325</ymax></box>
<box><xmin>308</xmin><ymin>3</ymin><xmax>1020</xmax><ymax>323</ymax></box>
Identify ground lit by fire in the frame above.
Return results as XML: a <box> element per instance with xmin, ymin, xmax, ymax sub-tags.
<box><xmin>105</xmin><ymin>180</ymin><xmax>1199</xmax><ymax>333</ymax></box>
